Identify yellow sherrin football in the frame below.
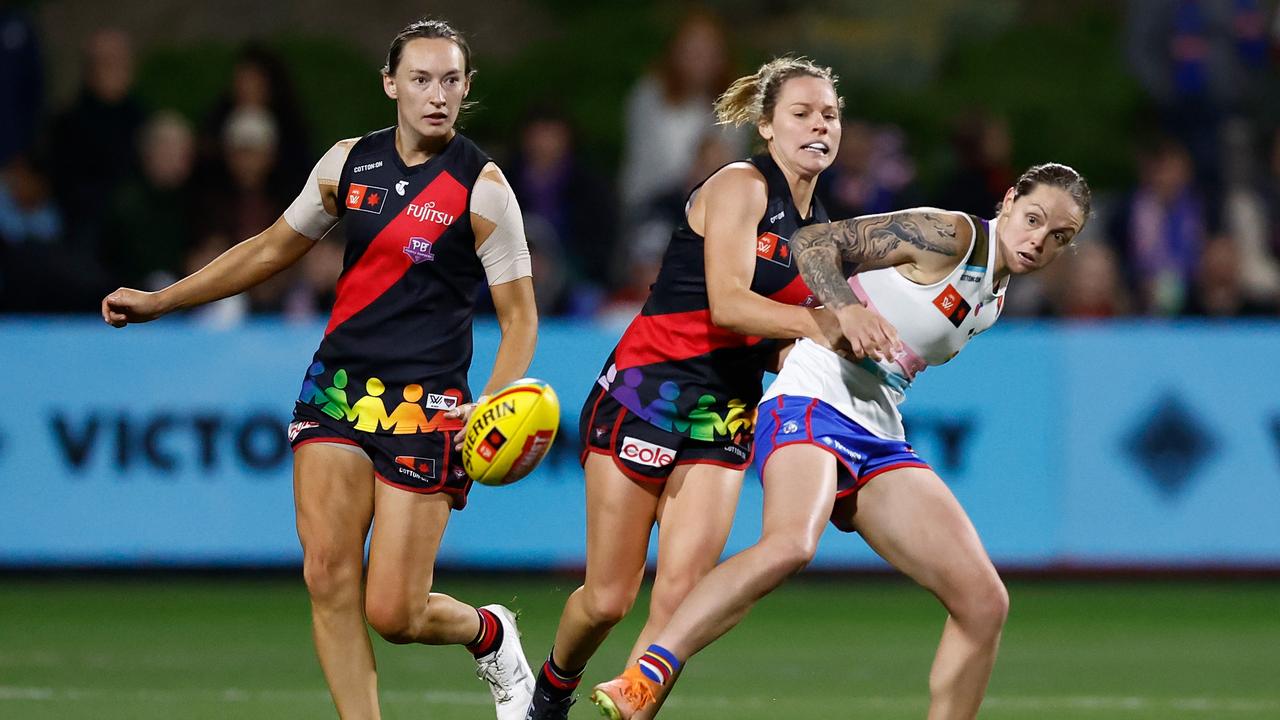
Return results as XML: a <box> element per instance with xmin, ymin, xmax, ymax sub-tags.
<box><xmin>462</xmin><ymin>378</ymin><xmax>560</xmax><ymax>486</ymax></box>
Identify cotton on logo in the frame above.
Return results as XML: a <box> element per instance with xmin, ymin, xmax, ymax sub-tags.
<box><xmin>620</xmin><ymin>436</ymin><xmax>675</xmax><ymax>468</ymax></box>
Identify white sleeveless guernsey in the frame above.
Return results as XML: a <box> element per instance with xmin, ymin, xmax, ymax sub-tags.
<box><xmin>762</xmin><ymin>213</ymin><xmax>1008</xmax><ymax>440</ymax></box>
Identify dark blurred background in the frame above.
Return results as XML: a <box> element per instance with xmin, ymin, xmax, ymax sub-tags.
<box><xmin>5</xmin><ymin>0</ymin><xmax>1280</xmax><ymax>322</ymax></box>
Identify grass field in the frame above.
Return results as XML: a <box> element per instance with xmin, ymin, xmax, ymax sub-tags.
<box><xmin>1</xmin><ymin>574</ymin><xmax>1278</xmax><ymax>719</ymax></box>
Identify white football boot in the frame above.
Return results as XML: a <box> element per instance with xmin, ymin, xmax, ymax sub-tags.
<box><xmin>474</xmin><ymin>604</ymin><xmax>535</xmax><ymax>720</ymax></box>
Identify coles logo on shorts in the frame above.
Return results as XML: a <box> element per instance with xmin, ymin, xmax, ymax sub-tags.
<box><xmin>288</xmin><ymin>421</ymin><xmax>320</xmax><ymax>442</ymax></box>
<box><xmin>620</xmin><ymin>436</ymin><xmax>675</xmax><ymax>468</ymax></box>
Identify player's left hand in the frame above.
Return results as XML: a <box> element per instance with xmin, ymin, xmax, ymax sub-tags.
<box><xmin>446</xmin><ymin>395</ymin><xmax>489</xmax><ymax>448</ymax></box>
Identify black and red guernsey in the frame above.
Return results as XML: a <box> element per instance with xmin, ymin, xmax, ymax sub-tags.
<box><xmin>295</xmin><ymin>128</ymin><xmax>491</xmax><ymax>435</ymax></box>
<box><xmin>597</xmin><ymin>153</ymin><xmax>829</xmax><ymax>443</ymax></box>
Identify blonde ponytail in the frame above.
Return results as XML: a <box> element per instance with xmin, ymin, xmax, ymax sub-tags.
<box><xmin>713</xmin><ymin>56</ymin><xmax>842</xmax><ymax>127</ymax></box>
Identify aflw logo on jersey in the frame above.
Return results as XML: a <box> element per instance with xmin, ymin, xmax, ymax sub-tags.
<box><xmin>346</xmin><ymin>184</ymin><xmax>387</xmax><ymax>214</ymax></box>
<box><xmin>756</xmin><ymin>232</ymin><xmax>792</xmax><ymax>267</ymax></box>
<box><xmin>933</xmin><ymin>284</ymin><xmax>972</xmax><ymax>327</ymax></box>
<box><xmin>406</xmin><ymin>200</ymin><xmax>456</xmax><ymax>227</ymax></box>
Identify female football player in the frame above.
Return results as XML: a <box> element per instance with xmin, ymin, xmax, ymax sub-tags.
<box><xmin>525</xmin><ymin>57</ymin><xmax>898</xmax><ymax>720</ymax></box>
<box><xmin>592</xmin><ymin>163</ymin><xmax>1091</xmax><ymax>720</ymax></box>
<box><xmin>102</xmin><ymin>18</ymin><xmax>538</xmax><ymax>720</ymax></box>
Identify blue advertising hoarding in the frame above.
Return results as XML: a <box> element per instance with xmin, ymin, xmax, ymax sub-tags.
<box><xmin>1</xmin><ymin>318</ymin><xmax>1277</xmax><ymax>569</ymax></box>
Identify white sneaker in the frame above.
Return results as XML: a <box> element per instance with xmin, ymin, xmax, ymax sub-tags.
<box><xmin>474</xmin><ymin>604</ymin><xmax>535</xmax><ymax>720</ymax></box>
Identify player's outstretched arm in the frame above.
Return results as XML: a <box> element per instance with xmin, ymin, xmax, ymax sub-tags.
<box><xmin>102</xmin><ymin>218</ymin><xmax>317</xmax><ymax>327</ymax></box>
<box><xmin>102</xmin><ymin>140</ymin><xmax>354</xmax><ymax>328</ymax></box>
<box><xmin>789</xmin><ymin>210</ymin><xmax>971</xmax><ymax>361</ymax></box>
<box><xmin>792</xmin><ymin>209</ymin><xmax>967</xmax><ymax>295</ymax></box>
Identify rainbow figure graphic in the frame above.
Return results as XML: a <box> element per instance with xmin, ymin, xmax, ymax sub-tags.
<box><xmin>299</xmin><ymin>361</ymin><xmax>327</xmax><ymax>404</ymax></box>
<box><xmin>387</xmin><ymin>384</ymin><xmax>432</xmax><ymax>434</ymax></box>
<box><xmin>689</xmin><ymin>394</ymin><xmax>729</xmax><ymax>441</ymax></box>
<box><xmin>320</xmin><ymin>369</ymin><xmax>352</xmax><ymax>420</ymax></box>
<box><xmin>643</xmin><ymin>381</ymin><xmax>690</xmax><ymax>433</ymax></box>
<box><xmin>349</xmin><ymin>377</ymin><xmax>391</xmax><ymax>432</ymax></box>
<box><xmin>725</xmin><ymin>398</ymin><xmax>753</xmax><ymax>436</ymax></box>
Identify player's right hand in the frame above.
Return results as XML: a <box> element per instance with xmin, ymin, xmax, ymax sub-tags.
<box><xmin>835</xmin><ymin>304</ymin><xmax>901</xmax><ymax>363</ymax></box>
<box><xmin>101</xmin><ymin>288</ymin><xmax>167</xmax><ymax>327</ymax></box>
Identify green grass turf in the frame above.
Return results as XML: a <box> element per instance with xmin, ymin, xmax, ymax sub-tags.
<box><xmin>1</xmin><ymin>575</ymin><xmax>1277</xmax><ymax>719</ymax></box>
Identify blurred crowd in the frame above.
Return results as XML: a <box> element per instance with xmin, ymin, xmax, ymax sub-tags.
<box><xmin>3</xmin><ymin>3</ymin><xmax>1280</xmax><ymax>322</ymax></box>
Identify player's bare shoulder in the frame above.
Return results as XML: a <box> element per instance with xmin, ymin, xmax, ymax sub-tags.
<box><xmin>688</xmin><ymin>161</ymin><xmax>768</xmax><ymax>231</ymax></box>
<box><xmin>316</xmin><ymin>138</ymin><xmax>359</xmax><ymax>214</ymax></box>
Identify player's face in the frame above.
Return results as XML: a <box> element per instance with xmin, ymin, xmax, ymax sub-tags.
<box><xmin>759</xmin><ymin>76</ymin><xmax>841</xmax><ymax>179</ymax></box>
<box><xmin>383</xmin><ymin>38</ymin><xmax>469</xmax><ymax>142</ymax></box>
<box><xmin>997</xmin><ymin>185</ymin><xmax>1084</xmax><ymax>274</ymax></box>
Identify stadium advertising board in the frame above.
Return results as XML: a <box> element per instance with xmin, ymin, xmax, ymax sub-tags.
<box><xmin>1</xmin><ymin>319</ymin><xmax>1277</xmax><ymax>568</ymax></box>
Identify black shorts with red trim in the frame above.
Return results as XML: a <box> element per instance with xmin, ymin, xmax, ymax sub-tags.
<box><xmin>288</xmin><ymin>403</ymin><xmax>472</xmax><ymax>509</ymax></box>
<box><xmin>753</xmin><ymin>395</ymin><xmax>930</xmax><ymax>498</ymax></box>
<box><xmin>578</xmin><ymin>382</ymin><xmax>752</xmax><ymax>483</ymax></box>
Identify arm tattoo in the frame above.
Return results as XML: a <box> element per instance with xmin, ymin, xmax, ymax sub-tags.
<box><xmin>792</xmin><ymin>211</ymin><xmax>960</xmax><ymax>309</ymax></box>
<box><xmin>792</xmin><ymin>225</ymin><xmax>862</xmax><ymax>310</ymax></box>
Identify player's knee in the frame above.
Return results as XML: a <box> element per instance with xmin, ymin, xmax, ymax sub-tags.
<box><xmin>647</xmin><ymin>572</ymin><xmax>703</xmax><ymax>624</ymax></box>
<box><xmin>581</xmin><ymin>583</ymin><xmax>637</xmax><ymax>628</ymax></box>
<box><xmin>759</xmin><ymin>533</ymin><xmax>819</xmax><ymax>578</ymax></box>
<box><xmin>951</xmin><ymin>573</ymin><xmax>1009</xmax><ymax>638</ymax></box>
<box><xmin>302</xmin><ymin>546</ymin><xmax>361</xmax><ymax>606</ymax></box>
<box><xmin>364</xmin><ymin>593</ymin><xmax>423</xmax><ymax>644</ymax></box>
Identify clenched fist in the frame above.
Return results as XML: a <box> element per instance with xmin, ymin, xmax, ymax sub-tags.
<box><xmin>101</xmin><ymin>288</ymin><xmax>168</xmax><ymax>327</ymax></box>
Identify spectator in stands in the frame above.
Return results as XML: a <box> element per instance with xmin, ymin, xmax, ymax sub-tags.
<box><xmin>201</xmin><ymin>44</ymin><xmax>312</xmax><ymax>189</ymax></box>
<box><xmin>1052</xmin><ymin>241</ymin><xmax>1132</xmax><ymax>319</ymax></box>
<box><xmin>102</xmin><ymin>111</ymin><xmax>198</xmax><ymax>290</ymax></box>
<box><xmin>619</xmin><ymin>9</ymin><xmax>741</xmax><ymax>236</ymax></box>
<box><xmin>817</xmin><ymin>120</ymin><xmax>921</xmax><ymax>220</ymax></box>
<box><xmin>1185</xmin><ymin>234</ymin><xmax>1277</xmax><ymax>316</ymax></box>
<box><xmin>506</xmin><ymin>107</ymin><xmax>617</xmax><ymax>316</ymax></box>
<box><xmin>195</xmin><ymin>107</ymin><xmax>294</xmax><ymax>313</ymax></box>
<box><xmin>1126</xmin><ymin>0</ymin><xmax>1270</xmax><ymax>212</ymax></box>
<box><xmin>1109</xmin><ymin>138</ymin><xmax>1207</xmax><ymax>315</ymax></box>
<box><xmin>0</xmin><ymin>153</ymin><xmax>59</xmax><ymax>247</ymax></box>
<box><xmin>938</xmin><ymin>110</ymin><xmax>1016</xmax><ymax>218</ymax></box>
<box><xmin>0</xmin><ymin>152</ymin><xmax>107</xmax><ymax>312</ymax></box>
<box><xmin>606</xmin><ymin>132</ymin><xmax>734</xmax><ymax>324</ymax></box>
<box><xmin>0</xmin><ymin>1</ymin><xmax>43</xmax><ymax>169</ymax></box>
<box><xmin>49</xmin><ymin>28</ymin><xmax>147</xmax><ymax>252</ymax></box>
<box><xmin>1218</xmin><ymin>120</ymin><xmax>1280</xmax><ymax>309</ymax></box>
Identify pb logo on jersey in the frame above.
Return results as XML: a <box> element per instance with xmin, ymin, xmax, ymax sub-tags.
<box><xmin>403</xmin><ymin>237</ymin><xmax>436</xmax><ymax>264</ymax></box>
<box><xmin>756</xmin><ymin>232</ymin><xmax>792</xmax><ymax>267</ymax></box>
<box><xmin>346</xmin><ymin>183</ymin><xmax>388</xmax><ymax>214</ymax></box>
<box><xmin>932</xmin><ymin>284</ymin><xmax>971</xmax><ymax>327</ymax></box>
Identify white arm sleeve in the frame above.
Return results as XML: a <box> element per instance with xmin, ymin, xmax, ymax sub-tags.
<box><xmin>283</xmin><ymin>140</ymin><xmax>353</xmax><ymax>240</ymax></box>
<box><xmin>472</xmin><ymin>166</ymin><xmax>532</xmax><ymax>286</ymax></box>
